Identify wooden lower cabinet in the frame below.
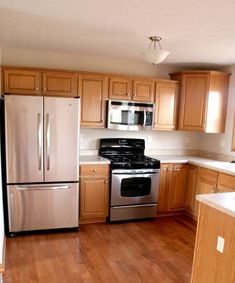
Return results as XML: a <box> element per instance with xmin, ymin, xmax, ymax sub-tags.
<box><xmin>79</xmin><ymin>164</ymin><xmax>109</xmax><ymax>224</ymax></box>
<box><xmin>184</xmin><ymin>165</ymin><xmax>198</xmax><ymax>217</ymax></box>
<box><xmin>217</xmin><ymin>173</ymin><xmax>235</xmax><ymax>192</ymax></box>
<box><xmin>158</xmin><ymin>163</ymin><xmax>187</xmax><ymax>213</ymax></box>
<box><xmin>158</xmin><ymin>164</ymin><xmax>173</xmax><ymax>212</ymax></box>
<box><xmin>170</xmin><ymin>164</ymin><xmax>188</xmax><ymax>210</ymax></box>
<box><xmin>191</xmin><ymin>203</ymin><xmax>235</xmax><ymax>282</ymax></box>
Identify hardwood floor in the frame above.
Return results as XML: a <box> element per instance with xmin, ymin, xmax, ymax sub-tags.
<box><xmin>4</xmin><ymin>215</ymin><xmax>196</xmax><ymax>283</ymax></box>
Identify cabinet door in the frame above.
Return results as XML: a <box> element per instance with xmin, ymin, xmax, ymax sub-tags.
<box><xmin>79</xmin><ymin>74</ymin><xmax>108</xmax><ymax>128</ymax></box>
<box><xmin>217</xmin><ymin>184</ymin><xmax>235</xmax><ymax>193</ymax></box>
<box><xmin>170</xmin><ymin>165</ymin><xmax>188</xmax><ymax>210</ymax></box>
<box><xmin>132</xmin><ymin>79</ymin><xmax>154</xmax><ymax>102</ymax></box>
<box><xmin>80</xmin><ymin>178</ymin><xmax>108</xmax><ymax>220</ymax></box>
<box><xmin>179</xmin><ymin>74</ymin><xmax>209</xmax><ymax>131</ymax></box>
<box><xmin>42</xmin><ymin>72</ymin><xmax>77</xmax><ymax>97</ymax></box>
<box><xmin>109</xmin><ymin>76</ymin><xmax>132</xmax><ymax>100</ymax></box>
<box><xmin>158</xmin><ymin>164</ymin><xmax>173</xmax><ymax>212</ymax></box>
<box><xmin>153</xmin><ymin>82</ymin><xmax>178</xmax><ymax>130</ymax></box>
<box><xmin>4</xmin><ymin>69</ymin><xmax>40</xmax><ymax>95</ymax></box>
<box><xmin>185</xmin><ymin>165</ymin><xmax>198</xmax><ymax>215</ymax></box>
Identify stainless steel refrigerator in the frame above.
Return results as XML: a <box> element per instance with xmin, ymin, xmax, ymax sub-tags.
<box><xmin>4</xmin><ymin>95</ymin><xmax>80</xmax><ymax>233</ymax></box>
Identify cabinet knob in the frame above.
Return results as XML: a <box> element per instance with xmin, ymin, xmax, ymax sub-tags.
<box><xmin>127</xmin><ymin>93</ymin><xmax>131</xmax><ymax>96</ymax></box>
<box><xmin>133</xmin><ymin>93</ymin><xmax>136</xmax><ymax>97</ymax></box>
<box><xmin>43</xmin><ymin>87</ymin><xmax>46</xmax><ymax>91</ymax></box>
<box><xmin>93</xmin><ymin>169</ymin><xmax>97</xmax><ymax>172</ymax></box>
<box><xmin>105</xmin><ymin>180</ymin><xmax>108</xmax><ymax>184</ymax></box>
<box><xmin>167</xmin><ymin>168</ymin><xmax>172</xmax><ymax>171</ymax></box>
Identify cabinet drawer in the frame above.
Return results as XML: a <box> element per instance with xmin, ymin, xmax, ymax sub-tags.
<box><xmin>80</xmin><ymin>165</ymin><xmax>109</xmax><ymax>177</ymax></box>
<box><xmin>199</xmin><ymin>167</ymin><xmax>218</xmax><ymax>183</ymax></box>
<box><xmin>218</xmin><ymin>173</ymin><xmax>235</xmax><ymax>190</ymax></box>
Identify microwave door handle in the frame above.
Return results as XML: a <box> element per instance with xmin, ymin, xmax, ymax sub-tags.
<box><xmin>143</xmin><ymin>111</ymin><xmax>147</xmax><ymax>127</ymax></box>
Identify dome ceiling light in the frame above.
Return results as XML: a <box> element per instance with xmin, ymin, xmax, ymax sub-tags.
<box><xmin>142</xmin><ymin>36</ymin><xmax>170</xmax><ymax>65</ymax></box>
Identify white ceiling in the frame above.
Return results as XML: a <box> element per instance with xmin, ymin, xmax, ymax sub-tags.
<box><xmin>1</xmin><ymin>0</ymin><xmax>235</xmax><ymax>65</ymax></box>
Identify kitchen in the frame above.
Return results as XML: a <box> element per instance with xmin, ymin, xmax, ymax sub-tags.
<box><xmin>1</xmin><ymin>1</ymin><xmax>235</xmax><ymax>282</ymax></box>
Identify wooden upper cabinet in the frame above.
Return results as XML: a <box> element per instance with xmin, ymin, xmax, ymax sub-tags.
<box><xmin>132</xmin><ymin>79</ymin><xmax>154</xmax><ymax>102</ymax></box>
<box><xmin>4</xmin><ymin>69</ymin><xmax>40</xmax><ymax>95</ymax></box>
<box><xmin>109</xmin><ymin>76</ymin><xmax>132</xmax><ymax>100</ymax></box>
<box><xmin>108</xmin><ymin>76</ymin><xmax>154</xmax><ymax>102</ymax></box>
<box><xmin>79</xmin><ymin>74</ymin><xmax>108</xmax><ymax>128</ymax></box>
<box><xmin>170</xmin><ymin>164</ymin><xmax>188</xmax><ymax>210</ymax></box>
<box><xmin>170</xmin><ymin>71</ymin><xmax>230</xmax><ymax>133</ymax></box>
<box><xmin>153</xmin><ymin>81</ymin><xmax>179</xmax><ymax>130</ymax></box>
<box><xmin>42</xmin><ymin>71</ymin><xmax>77</xmax><ymax>97</ymax></box>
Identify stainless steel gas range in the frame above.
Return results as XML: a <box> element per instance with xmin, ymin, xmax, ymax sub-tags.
<box><xmin>99</xmin><ymin>138</ymin><xmax>160</xmax><ymax>222</ymax></box>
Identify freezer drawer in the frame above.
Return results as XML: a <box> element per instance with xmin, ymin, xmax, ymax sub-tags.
<box><xmin>7</xmin><ymin>183</ymin><xmax>79</xmax><ymax>232</ymax></box>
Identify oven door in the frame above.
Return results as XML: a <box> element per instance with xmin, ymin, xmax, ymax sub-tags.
<box><xmin>111</xmin><ymin>169</ymin><xmax>160</xmax><ymax>206</ymax></box>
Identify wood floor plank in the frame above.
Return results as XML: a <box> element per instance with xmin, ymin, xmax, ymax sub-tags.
<box><xmin>4</xmin><ymin>215</ymin><xmax>196</xmax><ymax>283</ymax></box>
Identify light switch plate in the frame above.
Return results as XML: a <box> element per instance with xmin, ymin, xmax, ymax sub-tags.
<box><xmin>217</xmin><ymin>236</ymin><xmax>225</xmax><ymax>253</ymax></box>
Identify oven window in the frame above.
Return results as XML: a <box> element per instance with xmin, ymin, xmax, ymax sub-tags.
<box><xmin>120</xmin><ymin>177</ymin><xmax>151</xmax><ymax>197</ymax></box>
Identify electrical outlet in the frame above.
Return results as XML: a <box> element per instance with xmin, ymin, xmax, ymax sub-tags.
<box><xmin>216</xmin><ymin>236</ymin><xmax>225</xmax><ymax>253</ymax></box>
<box><xmin>147</xmin><ymin>136</ymin><xmax>152</xmax><ymax>144</ymax></box>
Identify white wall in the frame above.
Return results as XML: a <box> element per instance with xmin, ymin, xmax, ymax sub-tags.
<box><xmin>2</xmin><ymin>48</ymin><xmax>179</xmax><ymax>78</ymax></box>
<box><xmin>80</xmin><ymin>129</ymin><xmax>201</xmax><ymax>153</ymax></box>
<box><xmin>0</xmin><ymin>48</ymin><xmax>5</xmax><ymax>269</ymax></box>
<box><xmin>199</xmin><ymin>65</ymin><xmax>235</xmax><ymax>157</ymax></box>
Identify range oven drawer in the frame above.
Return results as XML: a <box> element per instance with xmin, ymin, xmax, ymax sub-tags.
<box><xmin>110</xmin><ymin>204</ymin><xmax>157</xmax><ymax>221</ymax></box>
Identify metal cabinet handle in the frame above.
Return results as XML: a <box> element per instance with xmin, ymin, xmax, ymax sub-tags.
<box><xmin>93</xmin><ymin>169</ymin><xmax>97</xmax><ymax>172</ymax></box>
<box><xmin>167</xmin><ymin>168</ymin><xmax>172</xmax><ymax>171</ymax></box>
<box><xmin>37</xmin><ymin>113</ymin><xmax>42</xmax><ymax>171</ymax></box>
<box><xmin>43</xmin><ymin>87</ymin><xmax>47</xmax><ymax>91</ymax></box>
<box><xmin>46</xmin><ymin>113</ymin><xmax>51</xmax><ymax>171</ymax></box>
<box><xmin>133</xmin><ymin>93</ymin><xmax>136</xmax><ymax>97</ymax></box>
<box><xmin>127</xmin><ymin>93</ymin><xmax>131</xmax><ymax>96</ymax></box>
<box><xmin>105</xmin><ymin>180</ymin><xmax>108</xmax><ymax>184</ymax></box>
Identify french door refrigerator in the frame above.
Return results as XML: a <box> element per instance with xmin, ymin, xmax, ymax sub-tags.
<box><xmin>4</xmin><ymin>95</ymin><xmax>80</xmax><ymax>234</ymax></box>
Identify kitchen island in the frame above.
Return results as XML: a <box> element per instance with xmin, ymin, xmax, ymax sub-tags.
<box><xmin>191</xmin><ymin>192</ymin><xmax>235</xmax><ymax>282</ymax></box>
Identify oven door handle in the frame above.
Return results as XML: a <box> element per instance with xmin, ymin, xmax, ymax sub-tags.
<box><xmin>112</xmin><ymin>170</ymin><xmax>160</xmax><ymax>175</ymax></box>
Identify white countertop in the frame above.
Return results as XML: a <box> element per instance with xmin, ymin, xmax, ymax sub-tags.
<box><xmin>79</xmin><ymin>154</ymin><xmax>235</xmax><ymax>175</ymax></box>
<box><xmin>149</xmin><ymin>155</ymin><xmax>235</xmax><ymax>176</ymax></box>
<box><xmin>197</xmin><ymin>192</ymin><xmax>235</xmax><ymax>218</ymax></box>
<box><xmin>80</xmin><ymin>155</ymin><xmax>111</xmax><ymax>165</ymax></box>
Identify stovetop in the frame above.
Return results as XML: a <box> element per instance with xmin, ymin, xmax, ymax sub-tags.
<box><xmin>99</xmin><ymin>138</ymin><xmax>160</xmax><ymax>170</ymax></box>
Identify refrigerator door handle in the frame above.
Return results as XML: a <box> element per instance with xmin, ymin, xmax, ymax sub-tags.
<box><xmin>16</xmin><ymin>184</ymin><xmax>71</xmax><ymax>191</ymax></box>
<box><xmin>46</xmin><ymin>113</ymin><xmax>51</xmax><ymax>171</ymax></box>
<box><xmin>37</xmin><ymin>113</ymin><xmax>42</xmax><ymax>171</ymax></box>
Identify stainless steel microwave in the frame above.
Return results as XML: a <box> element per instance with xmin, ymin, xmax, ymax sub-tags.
<box><xmin>107</xmin><ymin>100</ymin><xmax>154</xmax><ymax>131</ymax></box>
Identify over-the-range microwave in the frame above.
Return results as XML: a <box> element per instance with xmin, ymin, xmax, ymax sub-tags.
<box><xmin>107</xmin><ymin>100</ymin><xmax>154</xmax><ymax>131</ymax></box>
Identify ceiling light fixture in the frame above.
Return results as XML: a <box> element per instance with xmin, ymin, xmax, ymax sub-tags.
<box><xmin>142</xmin><ymin>36</ymin><xmax>170</xmax><ymax>65</ymax></box>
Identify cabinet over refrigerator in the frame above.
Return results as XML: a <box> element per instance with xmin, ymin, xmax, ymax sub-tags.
<box><xmin>4</xmin><ymin>95</ymin><xmax>80</xmax><ymax>235</ymax></box>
